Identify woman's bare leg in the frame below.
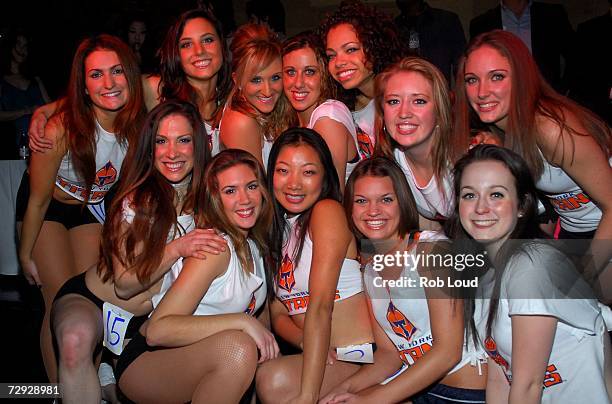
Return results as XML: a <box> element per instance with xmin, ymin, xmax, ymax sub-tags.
<box><xmin>52</xmin><ymin>294</ymin><xmax>103</xmax><ymax>404</ymax></box>
<box><xmin>30</xmin><ymin>221</ymin><xmax>101</xmax><ymax>382</ymax></box>
<box><xmin>256</xmin><ymin>354</ymin><xmax>361</xmax><ymax>403</ymax></box>
<box><xmin>119</xmin><ymin>330</ymin><xmax>258</xmax><ymax>404</ymax></box>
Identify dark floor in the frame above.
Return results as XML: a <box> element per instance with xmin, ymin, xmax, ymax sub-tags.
<box><xmin>0</xmin><ymin>274</ymin><xmax>52</xmax><ymax>403</ymax></box>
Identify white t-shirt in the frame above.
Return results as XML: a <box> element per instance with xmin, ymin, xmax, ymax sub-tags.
<box><xmin>474</xmin><ymin>243</ymin><xmax>608</xmax><ymax>403</ymax></box>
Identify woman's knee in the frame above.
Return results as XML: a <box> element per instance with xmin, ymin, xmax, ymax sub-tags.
<box><xmin>256</xmin><ymin>359</ymin><xmax>293</xmax><ymax>403</ymax></box>
<box><xmin>216</xmin><ymin>330</ymin><xmax>258</xmax><ymax>372</ymax></box>
<box><xmin>55</xmin><ymin>322</ymin><xmax>99</xmax><ymax>369</ymax></box>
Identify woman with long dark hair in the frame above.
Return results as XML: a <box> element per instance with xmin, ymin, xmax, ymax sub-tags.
<box><xmin>116</xmin><ymin>148</ymin><xmax>278</xmax><ymax>403</ymax></box>
<box><xmin>447</xmin><ymin>145</ymin><xmax>610</xmax><ymax>403</ymax></box>
<box><xmin>281</xmin><ymin>31</ymin><xmax>360</xmax><ymax>187</ymax></box>
<box><xmin>17</xmin><ymin>34</ymin><xmax>146</xmax><ymax>382</ymax></box>
<box><xmin>321</xmin><ymin>157</ymin><xmax>486</xmax><ymax>403</ymax></box>
<box><xmin>256</xmin><ymin>128</ymin><xmax>373</xmax><ymax>403</ymax></box>
<box><xmin>52</xmin><ymin>100</ymin><xmax>215</xmax><ymax>403</ymax></box>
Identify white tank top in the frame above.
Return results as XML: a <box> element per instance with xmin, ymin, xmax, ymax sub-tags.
<box><xmin>351</xmin><ymin>99</ymin><xmax>376</xmax><ymax>159</ymax></box>
<box><xmin>536</xmin><ymin>152</ymin><xmax>607</xmax><ymax>232</ymax></box>
<box><xmin>308</xmin><ymin>99</ymin><xmax>361</xmax><ymax>182</ymax></box>
<box><xmin>205</xmin><ymin>121</ymin><xmax>221</xmax><ymax>157</ymax></box>
<box><xmin>364</xmin><ymin>231</ymin><xmax>485</xmax><ymax>372</ymax></box>
<box><xmin>275</xmin><ymin>214</ymin><xmax>363</xmax><ymax>316</ymax></box>
<box><xmin>152</xmin><ymin>234</ymin><xmax>266</xmax><ymax>316</ymax></box>
<box><xmin>262</xmin><ymin>137</ymin><xmax>274</xmax><ymax>171</ymax></box>
<box><xmin>393</xmin><ymin>148</ymin><xmax>454</xmax><ymax>219</ymax></box>
<box><xmin>56</xmin><ymin>120</ymin><xmax>127</xmax><ymax>203</ymax></box>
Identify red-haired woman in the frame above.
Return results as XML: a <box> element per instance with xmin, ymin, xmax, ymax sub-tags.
<box><xmin>17</xmin><ymin>34</ymin><xmax>146</xmax><ymax>382</ymax></box>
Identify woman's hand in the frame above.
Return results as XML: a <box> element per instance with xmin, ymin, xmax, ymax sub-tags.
<box><xmin>318</xmin><ymin>384</ymin><xmax>350</xmax><ymax>404</ymax></box>
<box><xmin>241</xmin><ymin>315</ymin><xmax>279</xmax><ymax>363</ymax></box>
<box><xmin>20</xmin><ymin>255</ymin><xmax>41</xmax><ymax>286</ymax></box>
<box><xmin>28</xmin><ymin>107</ymin><xmax>53</xmax><ymax>152</ymax></box>
<box><xmin>168</xmin><ymin>228</ymin><xmax>227</xmax><ymax>260</ymax></box>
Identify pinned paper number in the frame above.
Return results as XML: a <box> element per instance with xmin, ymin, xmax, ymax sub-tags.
<box><xmin>102</xmin><ymin>302</ymin><xmax>134</xmax><ymax>355</ymax></box>
<box><xmin>336</xmin><ymin>343</ymin><xmax>374</xmax><ymax>364</ymax></box>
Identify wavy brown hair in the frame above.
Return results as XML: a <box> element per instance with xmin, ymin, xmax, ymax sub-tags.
<box><xmin>453</xmin><ymin>30</ymin><xmax>611</xmax><ymax>179</ymax></box>
<box><xmin>199</xmin><ymin>149</ymin><xmax>272</xmax><ymax>280</ymax></box>
<box><xmin>57</xmin><ymin>34</ymin><xmax>145</xmax><ymax>203</ymax></box>
<box><xmin>228</xmin><ymin>23</ymin><xmax>292</xmax><ymax>141</ymax></box>
<box><xmin>98</xmin><ymin>100</ymin><xmax>210</xmax><ymax>283</ymax></box>
<box><xmin>374</xmin><ymin>57</ymin><xmax>454</xmax><ymax>190</ymax></box>
<box><xmin>159</xmin><ymin>9</ymin><xmax>232</xmax><ymax>124</ymax></box>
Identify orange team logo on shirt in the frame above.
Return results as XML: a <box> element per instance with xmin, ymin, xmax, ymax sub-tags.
<box><xmin>94</xmin><ymin>162</ymin><xmax>117</xmax><ymax>187</ymax></box>
<box><xmin>386</xmin><ymin>301</ymin><xmax>417</xmax><ymax>341</ymax></box>
<box><xmin>550</xmin><ymin>192</ymin><xmax>591</xmax><ymax>211</ymax></box>
<box><xmin>245</xmin><ymin>293</ymin><xmax>256</xmax><ymax>316</ymax></box>
<box><xmin>484</xmin><ymin>336</ymin><xmax>509</xmax><ymax>371</ymax></box>
<box><xmin>356</xmin><ymin>126</ymin><xmax>373</xmax><ymax>159</ymax></box>
<box><xmin>278</xmin><ymin>254</ymin><xmax>295</xmax><ymax>292</ymax></box>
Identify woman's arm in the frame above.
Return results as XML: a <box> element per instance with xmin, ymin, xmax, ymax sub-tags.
<box><xmin>312</xmin><ymin>117</ymin><xmax>351</xmax><ymax>191</ymax></box>
<box><xmin>18</xmin><ymin>117</ymin><xmax>66</xmax><ymax>285</ymax></box>
<box><xmin>219</xmin><ymin>109</ymin><xmax>264</xmax><ymax>166</ymax></box>
<box><xmin>359</xmin><ymin>295</ymin><xmax>464</xmax><ymax>402</ymax></box>
<box><xmin>538</xmin><ymin>114</ymin><xmax>612</xmax><ymax>266</ymax></box>
<box><xmin>508</xmin><ymin>315</ymin><xmax>557</xmax><ymax>404</ymax></box>
<box><xmin>144</xmin><ymin>252</ymin><xmax>278</xmax><ymax>360</ymax></box>
<box><xmin>28</xmin><ymin>100</ymin><xmax>60</xmax><ymax>152</ymax></box>
<box><xmin>319</xmin><ymin>298</ymin><xmax>403</xmax><ymax>404</ymax></box>
<box><xmin>294</xmin><ymin>200</ymin><xmax>353</xmax><ymax>403</ymax></box>
<box><xmin>486</xmin><ymin>358</ymin><xmax>511</xmax><ymax>404</ymax></box>
<box><xmin>270</xmin><ymin>297</ymin><xmax>304</xmax><ymax>348</ymax></box>
<box><xmin>142</xmin><ymin>74</ymin><xmax>162</xmax><ymax>111</ymax></box>
<box><xmin>113</xmin><ymin>225</ymin><xmax>227</xmax><ymax>299</ymax></box>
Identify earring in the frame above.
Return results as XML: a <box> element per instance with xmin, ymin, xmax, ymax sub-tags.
<box><xmin>517</xmin><ymin>212</ymin><xmax>524</xmax><ymax>218</ymax></box>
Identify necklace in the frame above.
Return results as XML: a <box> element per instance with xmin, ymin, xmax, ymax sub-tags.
<box><xmin>172</xmin><ymin>173</ymin><xmax>192</xmax><ymax>210</ymax></box>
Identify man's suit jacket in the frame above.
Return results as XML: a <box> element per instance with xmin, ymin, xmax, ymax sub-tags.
<box><xmin>470</xmin><ymin>2</ymin><xmax>575</xmax><ymax>92</ymax></box>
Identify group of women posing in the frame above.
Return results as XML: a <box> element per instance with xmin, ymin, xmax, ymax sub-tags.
<box><xmin>19</xmin><ymin>0</ymin><xmax>611</xmax><ymax>402</ymax></box>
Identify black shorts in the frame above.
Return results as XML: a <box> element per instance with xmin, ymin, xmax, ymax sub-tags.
<box><xmin>16</xmin><ymin>172</ymin><xmax>100</xmax><ymax>229</ymax></box>
<box><xmin>115</xmin><ymin>331</ymin><xmax>158</xmax><ymax>382</ymax></box>
<box><xmin>53</xmin><ymin>273</ymin><xmax>148</xmax><ymax>357</ymax></box>
<box><xmin>54</xmin><ymin>272</ymin><xmax>104</xmax><ymax>309</ymax></box>
<box><xmin>412</xmin><ymin>383</ymin><xmax>486</xmax><ymax>403</ymax></box>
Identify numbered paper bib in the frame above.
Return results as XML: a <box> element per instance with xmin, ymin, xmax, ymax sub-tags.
<box><xmin>102</xmin><ymin>302</ymin><xmax>134</xmax><ymax>355</ymax></box>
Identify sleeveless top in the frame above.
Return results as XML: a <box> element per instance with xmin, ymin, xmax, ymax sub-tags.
<box><xmin>536</xmin><ymin>151</ymin><xmax>608</xmax><ymax>232</ymax></box>
<box><xmin>394</xmin><ymin>148</ymin><xmax>454</xmax><ymax>219</ymax></box>
<box><xmin>308</xmin><ymin>99</ymin><xmax>361</xmax><ymax>182</ymax></box>
<box><xmin>364</xmin><ymin>231</ymin><xmax>486</xmax><ymax>372</ymax></box>
<box><xmin>205</xmin><ymin>121</ymin><xmax>221</xmax><ymax>157</ymax></box>
<box><xmin>275</xmin><ymin>214</ymin><xmax>363</xmax><ymax>316</ymax></box>
<box><xmin>152</xmin><ymin>234</ymin><xmax>266</xmax><ymax>316</ymax></box>
<box><xmin>56</xmin><ymin>120</ymin><xmax>126</xmax><ymax>203</ymax></box>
